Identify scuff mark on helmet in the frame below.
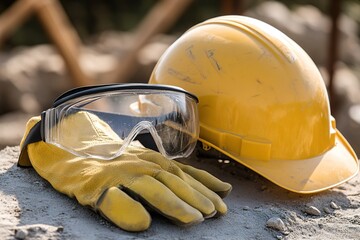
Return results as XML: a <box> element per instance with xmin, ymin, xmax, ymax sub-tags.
<box><xmin>206</xmin><ymin>49</ymin><xmax>221</xmax><ymax>71</ymax></box>
<box><xmin>186</xmin><ymin>45</ymin><xmax>195</xmax><ymax>60</ymax></box>
<box><xmin>167</xmin><ymin>68</ymin><xmax>198</xmax><ymax>84</ymax></box>
<box><xmin>186</xmin><ymin>45</ymin><xmax>207</xmax><ymax>79</ymax></box>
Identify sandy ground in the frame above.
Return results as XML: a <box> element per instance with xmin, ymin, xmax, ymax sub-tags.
<box><xmin>0</xmin><ymin>146</ymin><xmax>359</xmax><ymax>240</ymax></box>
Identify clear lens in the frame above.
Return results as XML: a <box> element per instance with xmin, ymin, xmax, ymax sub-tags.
<box><xmin>44</xmin><ymin>89</ymin><xmax>199</xmax><ymax>160</ymax></box>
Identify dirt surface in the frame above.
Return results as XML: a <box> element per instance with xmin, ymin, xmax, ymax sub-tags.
<box><xmin>0</xmin><ymin>146</ymin><xmax>359</xmax><ymax>240</ymax></box>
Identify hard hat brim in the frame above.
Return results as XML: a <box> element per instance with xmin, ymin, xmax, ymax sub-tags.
<box><xmin>200</xmin><ymin>129</ymin><xmax>359</xmax><ymax>194</ymax></box>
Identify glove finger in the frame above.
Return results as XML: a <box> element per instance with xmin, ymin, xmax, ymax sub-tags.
<box><xmin>173</xmin><ymin>161</ymin><xmax>232</xmax><ymax>198</ymax></box>
<box><xmin>182</xmin><ymin>173</ymin><xmax>228</xmax><ymax>216</ymax></box>
<box><xmin>154</xmin><ymin>171</ymin><xmax>216</xmax><ymax>218</ymax></box>
<box><xmin>124</xmin><ymin>175</ymin><xmax>204</xmax><ymax>226</ymax></box>
<box><xmin>96</xmin><ymin>186</ymin><xmax>151</xmax><ymax>232</ymax></box>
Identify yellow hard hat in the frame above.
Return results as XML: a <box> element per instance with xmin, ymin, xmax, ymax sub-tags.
<box><xmin>149</xmin><ymin>15</ymin><xmax>359</xmax><ymax>193</ymax></box>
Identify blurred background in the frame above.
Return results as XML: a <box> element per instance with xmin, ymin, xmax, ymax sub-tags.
<box><xmin>0</xmin><ymin>0</ymin><xmax>359</xmax><ymax>154</ymax></box>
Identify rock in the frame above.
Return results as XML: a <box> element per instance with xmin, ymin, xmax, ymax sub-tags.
<box><xmin>243</xmin><ymin>206</ymin><xmax>250</xmax><ymax>211</ymax></box>
<box><xmin>334</xmin><ymin>65</ymin><xmax>360</xmax><ymax>104</ymax></box>
<box><xmin>330</xmin><ymin>202</ymin><xmax>340</xmax><ymax>210</ymax></box>
<box><xmin>56</xmin><ymin>226</ymin><xmax>64</xmax><ymax>232</ymax></box>
<box><xmin>349</xmin><ymin>104</ymin><xmax>360</xmax><ymax>125</ymax></box>
<box><xmin>80</xmin><ymin>48</ymin><xmax>117</xmax><ymax>80</ymax></box>
<box><xmin>266</xmin><ymin>217</ymin><xmax>286</xmax><ymax>232</ymax></box>
<box><xmin>245</xmin><ymin>1</ymin><xmax>360</xmax><ymax>66</ymax></box>
<box><xmin>0</xmin><ymin>45</ymin><xmax>71</xmax><ymax>115</ymax></box>
<box><xmin>14</xmin><ymin>224</ymin><xmax>62</xmax><ymax>239</ymax></box>
<box><xmin>324</xmin><ymin>207</ymin><xmax>332</xmax><ymax>214</ymax></box>
<box><xmin>14</xmin><ymin>229</ymin><xmax>27</xmax><ymax>239</ymax></box>
<box><xmin>0</xmin><ymin>32</ymin><xmax>177</xmax><ymax>117</ymax></box>
<box><xmin>245</xmin><ymin>225</ymin><xmax>251</xmax><ymax>229</ymax></box>
<box><xmin>304</xmin><ymin>206</ymin><xmax>321</xmax><ymax>216</ymax></box>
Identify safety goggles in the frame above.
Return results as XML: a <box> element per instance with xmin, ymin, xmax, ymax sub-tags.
<box><xmin>23</xmin><ymin>84</ymin><xmax>199</xmax><ymax>160</ymax></box>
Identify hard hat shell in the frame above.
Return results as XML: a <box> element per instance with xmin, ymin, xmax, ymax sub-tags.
<box><xmin>149</xmin><ymin>15</ymin><xmax>359</xmax><ymax>193</ymax></box>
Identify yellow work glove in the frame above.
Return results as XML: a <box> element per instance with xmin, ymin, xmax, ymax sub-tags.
<box><xmin>18</xmin><ymin>112</ymin><xmax>232</xmax><ymax>232</ymax></box>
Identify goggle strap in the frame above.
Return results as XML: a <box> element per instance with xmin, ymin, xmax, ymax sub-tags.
<box><xmin>53</xmin><ymin>83</ymin><xmax>198</xmax><ymax>107</ymax></box>
<box><xmin>18</xmin><ymin>121</ymin><xmax>42</xmax><ymax>167</ymax></box>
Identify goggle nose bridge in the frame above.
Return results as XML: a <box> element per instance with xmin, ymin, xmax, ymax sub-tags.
<box><xmin>122</xmin><ymin>120</ymin><xmax>167</xmax><ymax>154</ymax></box>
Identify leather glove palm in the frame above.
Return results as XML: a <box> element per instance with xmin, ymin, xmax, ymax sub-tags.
<box><xmin>18</xmin><ymin>113</ymin><xmax>232</xmax><ymax>232</ymax></box>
